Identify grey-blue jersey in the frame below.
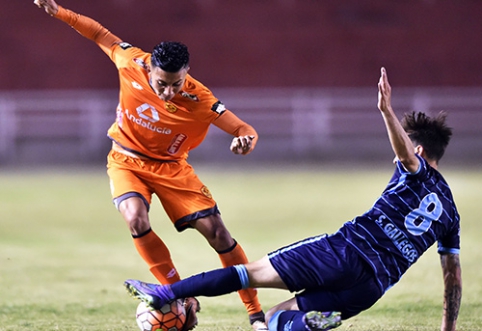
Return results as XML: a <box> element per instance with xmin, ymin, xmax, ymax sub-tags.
<box><xmin>338</xmin><ymin>155</ymin><xmax>460</xmax><ymax>293</ymax></box>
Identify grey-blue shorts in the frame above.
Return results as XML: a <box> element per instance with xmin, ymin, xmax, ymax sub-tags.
<box><xmin>268</xmin><ymin>232</ymin><xmax>382</xmax><ymax>319</ymax></box>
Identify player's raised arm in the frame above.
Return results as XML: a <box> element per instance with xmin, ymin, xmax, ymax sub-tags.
<box><xmin>440</xmin><ymin>253</ymin><xmax>462</xmax><ymax>331</ymax></box>
<box><xmin>33</xmin><ymin>0</ymin><xmax>122</xmax><ymax>55</ymax></box>
<box><xmin>377</xmin><ymin>67</ymin><xmax>420</xmax><ymax>172</ymax></box>
<box><xmin>213</xmin><ymin>110</ymin><xmax>258</xmax><ymax>155</ymax></box>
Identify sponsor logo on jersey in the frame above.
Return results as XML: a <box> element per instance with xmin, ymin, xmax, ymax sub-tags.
<box><xmin>137</xmin><ymin>103</ymin><xmax>159</xmax><ymax>122</ymax></box>
<box><xmin>201</xmin><ymin>186</ymin><xmax>212</xmax><ymax>199</ymax></box>
<box><xmin>119</xmin><ymin>42</ymin><xmax>133</xmax><ymax>50</ymax></box>
<box><xmin>125</xmin><ymin>107</ymin><xmax>172</xmax><ymax>134</ymax></box>
<box><xmin>211</xmin><ymin>101</ymin><xmax>226</xmax><ymax>114</ymax></box>
<box><xmin>180</xmin><ymin>91</ymin><xmax>199</xmax><ymax>102</ymax></box>
<box><xmin>165</xmin><ymin>102</ymin><xmax>178</xmax><ymax>113</ymax></box>
<box><xmin>167</xmin><ymin>133</ymin><xmax>187</xmax><ymax>154</ymax></box>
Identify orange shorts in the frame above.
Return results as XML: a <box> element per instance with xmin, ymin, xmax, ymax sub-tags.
<box><xmin>106</xmin><ymin>149</ymin><xmax>218</xmax><ymax>231</ymax></box>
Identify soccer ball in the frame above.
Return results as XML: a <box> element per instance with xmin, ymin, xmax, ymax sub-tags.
<box><xmin>136</xmin><ymin>300</ymin><xmax>186</xmax><ymax>331</ymax></box>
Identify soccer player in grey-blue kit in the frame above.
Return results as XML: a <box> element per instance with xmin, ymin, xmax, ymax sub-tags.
<box><xmin>124</xmin><ymin>67</ymin><xmax>462</xmax><ymax>331</ymax></box>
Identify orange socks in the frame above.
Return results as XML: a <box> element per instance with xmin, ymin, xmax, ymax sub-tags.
<box><xmin>218</xmin><ymin>241</ymin><xmax>263</xmax><ymax>315</ymax></box>
<box><xmin>133</xmin><ymin>229</ymin><xmax>181</xmax><ymax>285</ymax></box>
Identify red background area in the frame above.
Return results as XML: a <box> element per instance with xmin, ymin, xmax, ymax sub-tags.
<box><xmin>3</xmin><ymin>0</ymin><xmax>482</xmax><ymax>89</ymax></box>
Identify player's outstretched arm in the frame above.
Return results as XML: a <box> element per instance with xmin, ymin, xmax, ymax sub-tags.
<box><xmin>213</xmin><ymin>110</ymin><xmax>258</xmax><ymax>155</ymax></box>
<box><xmin>34</xmin><ymin>0</ymin><xmax>58</xmax><ymax>16</ymax></box>
<box><xmin>377</xmin><ymin>67</ymin><xmax>419</xmax><ymax>172</ymax></box>
<box><xmin>33</xmin><ymin>0</ymin><xmax>121</xmax><ymax>55</ymax></box>
<box><xmin>440</xmin><ymin>253</ymin><xmax>462</xmax><ymax>331</ymax></box>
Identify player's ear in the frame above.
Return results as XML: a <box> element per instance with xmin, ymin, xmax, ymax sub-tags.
<box><xmin>415</xmin><ymin>145</ymin><xmax>424</xmax><ymax>156</ymax></box>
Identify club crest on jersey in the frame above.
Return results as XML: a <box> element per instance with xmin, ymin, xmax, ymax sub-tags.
<box><xmin>133</xmin><ymin>58</ymin><xmax>148</xmax><ymax>70</ymax></box>
<box><xmin>211</xmin><ymin>101</ymin><xmax>226</xmax><ymax>115</ymax></box>
<box><xmin>180</xmin><ymin>91</ymin><xmax>199</xmax><ymax>102</ymax></box>
<box><xmin>119</xmin><ymin>42</ymin><xmax>133</xmax><ymax>50</ymax></box>
<box><xmin>201</xmin><ymin>186</ymin><xmax>212</xmax><ymax>199</ymax></box>
<box><xmin>165</xmin><ymin>102</ymin><xmax>178</xmax><ymax>113</ymax></box>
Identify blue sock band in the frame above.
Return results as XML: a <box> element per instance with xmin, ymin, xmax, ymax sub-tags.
<box><xmin>234</xmin><ymin>264</ymin><xmax>250</xmax><ymax>289</ymax></box>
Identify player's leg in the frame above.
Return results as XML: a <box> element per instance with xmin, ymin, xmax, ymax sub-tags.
<box><xmin>109</xmin><ymin>154</ymin><xmax>199</xmax><ymax>331</ymax></box>
<box><xmin>191</xmin><ymin>214</ymin><xmax>267</xmax><ymax>329</ymax></box>
<box><xmin>266</xmin><ymin>298</ymin><xmax>341</xmax><ymax>331</ymax></box>
<box><xmin>124</xmin><ymin>258</ymin><xmax>341</xmax><ymax>331</ymax></box>
<box><xmin>262</xmin><ymin>235</ymin><xmax>349</xmax><ymax>331</ymax></box>
<box><xmin>118</xmin><ymin>196</ymin><xmax>181</xmax><ymax>284</ymax></box>
<box><xmin>273</xmin><ymin>274</ymin><xmax>378</xmax><ymax>331</ymax></box>
<box><xmin>124</xmin><ymin>255</ymin><xmax>284</xmax><ymax>306</ymax></box>
<box><xmin>125</xmin><ymin>279</ymin><xmax>340</xmax><ymax>331</ymax></box>
<box><xmin>248</xmin><ymin>258</ymin><xmax>341</xmax><ymax>331</ymax></box>
<box><xmin>156</xmin><ymin>160</ymin><xmax>267</xmax><ymax>330</ymax></box>
<box><xmin>107</xmin><ymin>150</ymin><xmax>181</xmax><ymax>285</ymax></box>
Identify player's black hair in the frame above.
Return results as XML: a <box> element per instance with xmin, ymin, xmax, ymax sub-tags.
<box><xmin>402</xmin><ymin>111</ymin><xmax>452</xmax><ymax>162</ymax></box>
<box><xmin>151</xmin><ymin>41</ymin><xmax>190</xmax><ymax>73</ymax></box>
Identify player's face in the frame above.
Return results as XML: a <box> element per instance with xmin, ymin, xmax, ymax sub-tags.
<box><xmin>149</xmin><ymin>65</ymin><xmax>189</xmax><ymax>101</ymax></box>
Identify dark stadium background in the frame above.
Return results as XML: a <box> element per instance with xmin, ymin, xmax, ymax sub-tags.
<box><xmin>4</xmin><ymin>1</ymin><xmax>482</xmax><ymax>89</ymax></box>
<box><xmin>1</xmin><ymin>1</ymin><xmax>481</xmax><ymax>166</ymax></box>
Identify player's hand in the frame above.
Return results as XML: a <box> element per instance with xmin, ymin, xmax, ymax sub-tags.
<box><xmin>34</xmin><ymin>0</ymin><xmax>59</xmax><ymax>16</ymax></box>
<box><xmin>377</xmin><ymin>67</ymin><xmax>393</xmax><ymax>113</ymax></box>
<box><xmin>230</xmin><ymin>135</ymin><xmax>255</xmax><ymax>155</ymax></box>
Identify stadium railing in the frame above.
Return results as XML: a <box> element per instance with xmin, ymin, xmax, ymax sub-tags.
<box><xmin>0</xmin><ymin>88</ymin><xmax>481</xmax><ymax>166</ymax></box>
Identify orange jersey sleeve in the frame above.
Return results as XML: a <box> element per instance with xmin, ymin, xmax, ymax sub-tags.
<box><xmin>213</xmin><ymin>111</ymin><xmax>258</xmax><ymax>152</ymax></box>
<box><xmin>54</xmin><ymin>6</ymin><xmax>121</xmax><ymax>56</ymax></box>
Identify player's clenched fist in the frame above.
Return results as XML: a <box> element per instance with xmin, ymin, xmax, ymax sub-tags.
<box><xmin>34</xmin><ymin>0</ymin><xmax>59</xmax><ymax>16</ymax></box>
<box><xmin>230</xmin><ymin>135</ymin><xmax>256</xmax><ymax>155</ymax></box>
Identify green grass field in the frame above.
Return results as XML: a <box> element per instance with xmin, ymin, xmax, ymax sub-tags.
<box><xmin>0</xmin><ymin>165</ymin><xmax>480</xmax><ymax>331</ymax></box>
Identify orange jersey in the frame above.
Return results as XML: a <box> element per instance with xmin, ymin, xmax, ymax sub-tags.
<box><xmin>55</xmin><ymin>6</ymin><xmax>256</xmax><ymax>161</ymax></box>
<box><xmin>108</xmin><ymin>48</ymin><xmax>222</xmax><ymax>160</ymax></box>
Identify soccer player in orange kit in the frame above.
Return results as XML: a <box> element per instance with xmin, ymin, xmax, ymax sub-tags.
<box><xmin>34</xmin><ymin>0</ymin><xmax>267</xmax><ymax>330</ymax></box>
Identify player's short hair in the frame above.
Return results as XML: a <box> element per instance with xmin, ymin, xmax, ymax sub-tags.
<box><xmin>402</xmin><ymin>111</ymin><xmax>452</xmax><ymax>162</ymax></box>
<box><xmin>151</xmin><ymin>41</ymin><xmax>190</xmax><ymax>73</ymax></box>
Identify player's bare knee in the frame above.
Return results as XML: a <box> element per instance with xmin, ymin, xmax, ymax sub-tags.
<box><xmin>126</xmin><ymin>217</ymin><xmax>150</xmax><ymax>235</ymax></box>
<box><xmin>202</xmin><ymin>231</ymin><xmax>233</xmax><ymax>252</ymax></box>
<box><xmin>192</xmin><ymin>215</ymin><xmax>234</xmax><ymax>251</ymax></box>
<box><xmin>210</xmin><ymin>227</ymin><xmax>235</xmax><ymax>251</ymax></box>
<box><xmin>120</xmin><ymin>208</ymin><xmax>150</xmax><ymax>235</ymax></box>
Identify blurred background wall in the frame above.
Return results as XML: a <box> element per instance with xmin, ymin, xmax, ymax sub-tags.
<box><xmin>4</xmin><ymin>0</ymin><xmax>482</xmax><ymax>89</ymax></box>
<box><xmin>1</xmin><ymin>1</ymin><xmax>481</xmax><ymax>167</ymax></box>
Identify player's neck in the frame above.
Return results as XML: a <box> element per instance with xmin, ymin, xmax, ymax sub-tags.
<box><xmin>428</xmin><ymin>160</ymin><xmax>438</xmax><ymax>170</ymax></box>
